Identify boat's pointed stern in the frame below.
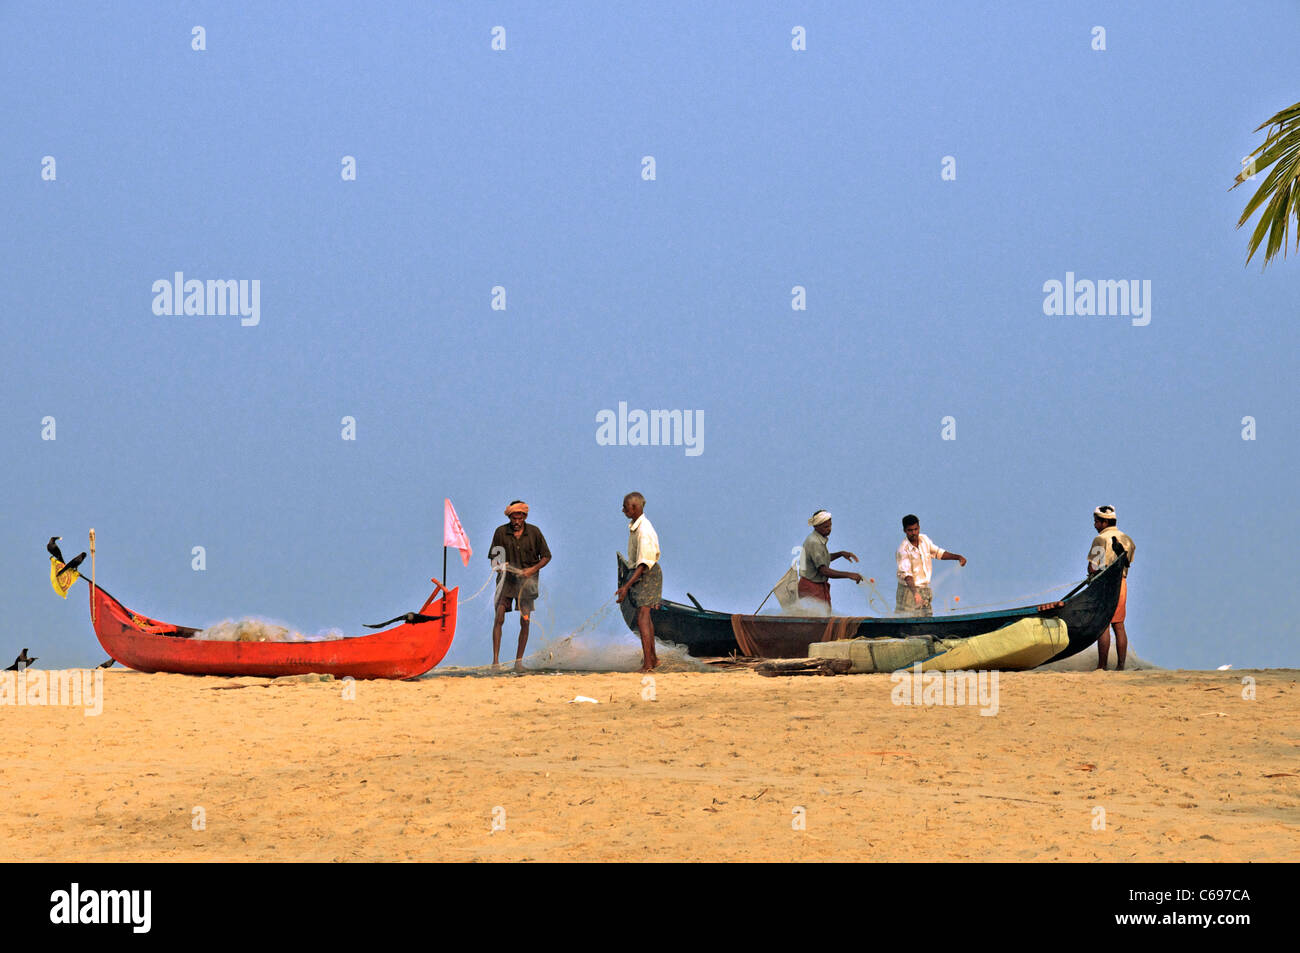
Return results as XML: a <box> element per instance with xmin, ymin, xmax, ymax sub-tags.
<box><xmin>412</xmin><ymin>578</ymin><xmax>458</xmax><ymax>676</ymax></box>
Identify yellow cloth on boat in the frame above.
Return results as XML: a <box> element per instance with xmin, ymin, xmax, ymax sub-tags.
<box><xmin>922</xmin><ymin>618</ymin><xmax>1068</xmax><ymax>671</ymax></box>
<box><xmin>49</xmin><ymin>557</ymin><xmax>80</xmax><ymax>598</ymax></box>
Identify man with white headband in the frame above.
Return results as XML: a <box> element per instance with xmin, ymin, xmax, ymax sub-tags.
<box><xmin>798</xmin><ymin>510</ymin><xmax>862</xmax><ymax>612</ymax></box>
<box><xmin>489</xmin><ymin>500</ymin><xmax>551</xmax><ymax>671</ymax></box>
<box><xmin>1087</xmin><ymin>505</ymin><xmax>1136</xmax><ymax>671</ymax></box>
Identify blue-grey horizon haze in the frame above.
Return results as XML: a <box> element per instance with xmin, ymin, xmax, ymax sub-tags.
<box><xmin>3</xmin><ymin>3</ymin><xmax>1296</xmax><ymax>670</ymax></box>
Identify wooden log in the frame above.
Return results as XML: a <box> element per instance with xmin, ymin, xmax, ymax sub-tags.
<box><xmin>755</xmin><ymin>657</ymin><xmax>854</xmax><ymax>677</ymax></box>
<box><xmin>699</xmin><ymin>655</ymin><xmax>761</xmax><ymax>669</ymax></box>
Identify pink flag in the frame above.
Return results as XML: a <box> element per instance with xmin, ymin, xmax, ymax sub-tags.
<box><xmin>444</xmin><ymin>499</ymin><xmax>472</xmax><ymax>566</ymax></box>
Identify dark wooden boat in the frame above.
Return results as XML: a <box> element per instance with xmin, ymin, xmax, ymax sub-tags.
<box><xmin>616</xmin><ymin>555</ymin><xmax>738</xmax><ymax>657</ymax></box>
<box><xmin>618</xmin><ymin>548</ymin><xmax>1127</xmax><ymax>664</ymax></box>
<box><xmin>88</xmin><ymin>570</ymin><xmax>458</xmax><ymax>679</ymax></box>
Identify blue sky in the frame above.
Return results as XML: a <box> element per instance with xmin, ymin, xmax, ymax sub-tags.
<box><xmin>3</xmin><ymin>2</ymin><xmax>1297</xmax><ymax>669</ymax></box>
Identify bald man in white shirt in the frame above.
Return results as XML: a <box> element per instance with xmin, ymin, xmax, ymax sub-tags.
<box><xmin>616</xmin><ymin>491</ymin><xmax>661</xmax><ymax>672</ymax></box>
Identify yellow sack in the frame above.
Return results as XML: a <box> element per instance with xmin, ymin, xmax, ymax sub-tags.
<box><xmin>50</xmin><ymin>557</ymin><xmax>80</xmax><ymax>598</ymax></box>
<box><xmin>922</xmin><ymin>617</ymin><xmax>1068</xmax><ymax>672</ymax></box>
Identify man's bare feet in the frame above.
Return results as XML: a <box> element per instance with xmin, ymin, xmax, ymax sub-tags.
<box><xmin>514</xmin><ymin>660</ymin><xmax>526</xmax><ymax>673</ymax></box>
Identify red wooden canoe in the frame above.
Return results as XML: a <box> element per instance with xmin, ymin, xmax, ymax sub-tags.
<box><xmin>88</xmin><ymin>575</ymin><xmax>457</xmax><ymax>679</ymax></box>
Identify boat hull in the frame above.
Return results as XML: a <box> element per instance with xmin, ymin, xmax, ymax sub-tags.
<box><xmin>89</xmin><ymin>578</ymin><xmax>458</xmax><ymax>679</ymax></box>
<box><xmin>618</xmin><ymin>554</ymin><xmax>1125</xmax><ymax>664</ymax></box>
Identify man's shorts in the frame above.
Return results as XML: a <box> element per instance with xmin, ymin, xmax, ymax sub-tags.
<box><xmin>797</xmin><ymin>577</ymin><xmax>832</xmax><ymax>605</ymax></box>
<box><xmin>496</xmin><ymin>573</ymin><xmax>539</xmax><ymax>617</ymax></box>
<box><xmin>1111</xmin><ymin>576</ymin><xmax>1127</xmax><ymax>624</ymax></box>
<box><xmin>896</xmin><ymin>582</ymin><xmax>933</xmax><ymax>617</ymax></box>
<box><xmin>628</xmin><ymin>563</ymin><xmax>663</xmax><ymax>610</ymax></box>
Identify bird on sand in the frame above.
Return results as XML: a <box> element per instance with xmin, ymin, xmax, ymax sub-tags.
<box><xmin>5</xmin><ymin>648</ymin><xmax>38</xmax><ymax>671</ymax></box>
<box><xmin>97</xmin><ymin>658</ymin><xmax>115</xmax><ymax>669</ymax></box>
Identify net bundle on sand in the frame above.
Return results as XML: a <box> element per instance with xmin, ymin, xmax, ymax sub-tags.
<box><xmin>425</xmin><ymin>630</ymin><xmax>709</xmax><ymax>676</ymax></box>
<box><xmin>1037</xmin><ymin>644</ymin><xmax>1162</xmax><ymax>671</ymax></box>
<box><xmin>523</xmin><ymin>631</ymin><xmax>708</xmax><ymax>672</ymax></box>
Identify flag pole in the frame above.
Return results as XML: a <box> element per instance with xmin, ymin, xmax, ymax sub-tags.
<box><xmin>89</xmin><ymin>528</ymin><xmax>97</xmax><ymax>623</ymax></box>
<box><xmin>443</xmin><ymin>545</ymin><xmax>447</xmax><ymax>586</ymax></box>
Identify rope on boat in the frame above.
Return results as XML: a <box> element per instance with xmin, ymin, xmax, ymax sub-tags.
<box><xmin>463</xmin><ymin>569</ymin><xmax>1085</xmax><ymax>619</ymax></box>
<box><xmin>856</xmin><ymin>575</ymin><xmax>1085</xmax><ymax>614</ymax></box>
<box><xmin>860</xmin><ymin>578</ymin><xmax>893</xmax><ymax>614</ymax></box>
<box><xmin>537</xmin><ymin>597</ymin><xmax>617</xmax><ymax>662</ymax></box>
<box><xmin>456</xmin><ymin>570</ymin><xmax>500</xmax><ymax>605</ymax></box>
<box><xmin>571</xmin><ymin>597</ymin><xmax>615</xmax><ymax>635</ymax></box>
<box><xmin>458</xmin><ymin>560</ymin><xmax>531</xmax><ymax>606</ymax></box>
<box><xmin>934</xmin><ymin>579</ymin><xmax>1084</xmax><ymax>613</ymax></box>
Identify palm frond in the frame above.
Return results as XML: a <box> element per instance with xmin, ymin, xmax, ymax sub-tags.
<box><xmin>1233</xmin><ymin>100</ymin><xmax>1300</xmax><ymax>268</ymax></box>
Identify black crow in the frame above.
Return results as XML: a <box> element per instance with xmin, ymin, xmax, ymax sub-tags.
<box><xmin>364</xmin><ymin>611</ymin><xmax>444</xmax><ymax>629</ymax></box>
<box><xmin>5</xmin><ymin>649</ymin><xmax>37</xmax><ymax>671</ymax></box>
<box><xmin>57</xmin><ymin>552</ymin><xmax>87</xmax><ymax>579</ymax></box>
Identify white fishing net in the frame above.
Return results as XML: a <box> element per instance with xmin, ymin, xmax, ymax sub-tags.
<box><xmin>521</xmin><ymin>628</ymin><xmax>708</xmax><ymax>672</ymax></box>
<box><xmin>1037</xmin><ymin>644</ymin><xmax>1163</xmax><ymax>671</ymax></box>
<box><xmin>192</xmin><ymin>618</ymin><xmax>346</xmax><ymax>642</ymax></box>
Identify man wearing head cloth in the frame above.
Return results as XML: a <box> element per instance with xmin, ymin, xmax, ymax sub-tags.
<box><xmin>489</xmin><ymin>500</ymin><xmax>552</xmax><ymax>671</ymax></box>
<box><xmin>798</xmin><ymin>510</ymin><xmax>862</xmax><ymax>612</ymax></box>
<box><xmin>1087</xmin><ymin>505</ymin><xmax>1136</xmax><ymax>671</ymax></box>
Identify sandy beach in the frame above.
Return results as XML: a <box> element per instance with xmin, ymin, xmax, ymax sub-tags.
<box><xmin>3</xmin><ymin>667</ymin><xmax>1297</xmax><ymax>862</ymax></box>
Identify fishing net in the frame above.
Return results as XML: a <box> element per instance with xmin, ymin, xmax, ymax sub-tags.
<box><xmin>193</xmin><ymin>618</ymin><xmax>345</xmax><ymax>642</ymax></box>
<box><xmin>1037</xmin><ymin>645</ymin><xmax>1163</xmax><ymax>671</ymax></box>
<box><xmin>522</xmin><ymin>629</ymin><xmax>708</xmax><ymax>673</ymax></box>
